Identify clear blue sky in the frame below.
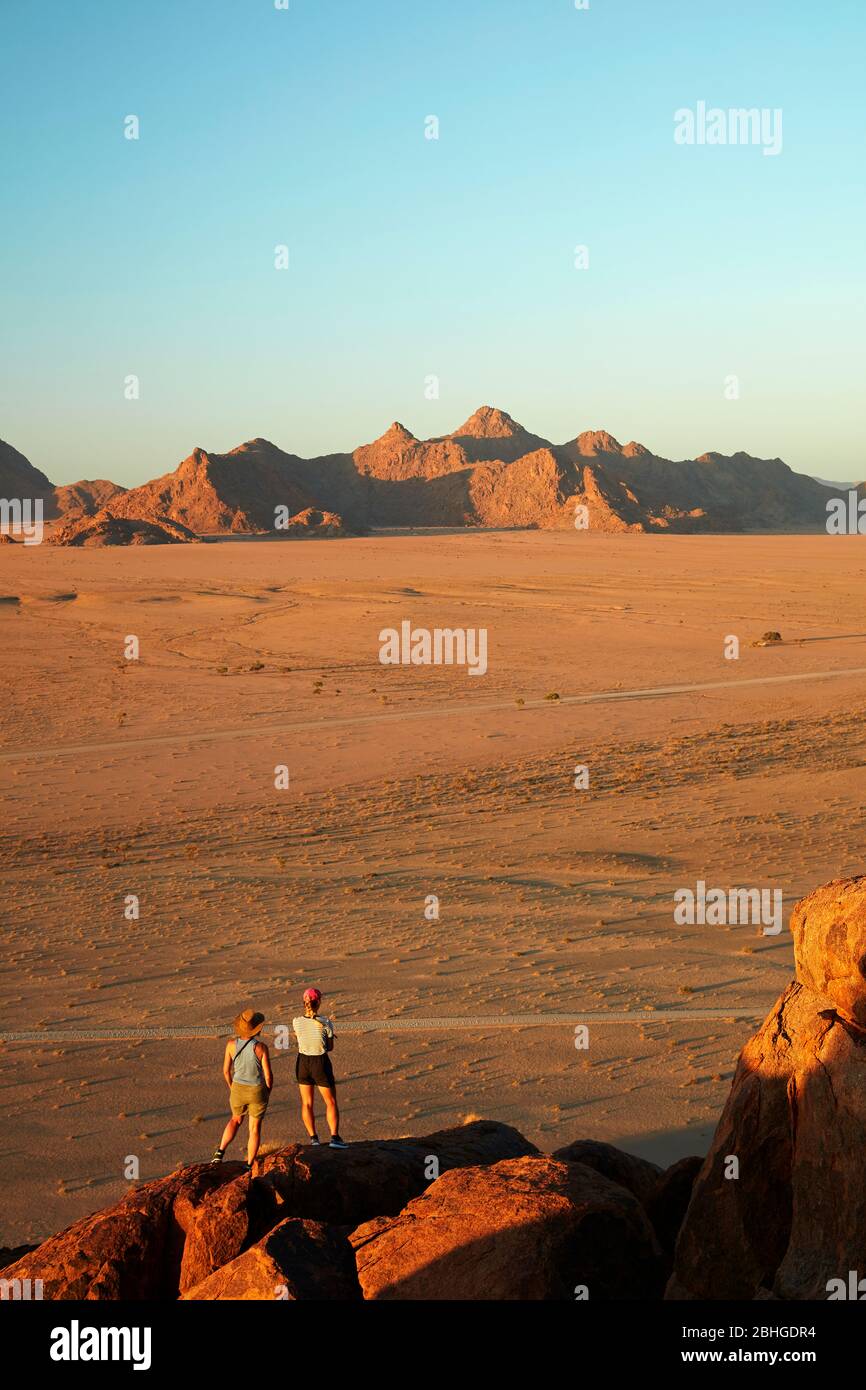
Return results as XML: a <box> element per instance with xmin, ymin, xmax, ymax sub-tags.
<box><xmin>1</xmin><ymin>0</ymin><xmax>864</xmax><ymax>486</ymax></box>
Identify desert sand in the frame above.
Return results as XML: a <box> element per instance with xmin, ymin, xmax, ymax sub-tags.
<box><xmin>1</xmin><ymin>530</ymin><xmax>865</xmax><ymax>1246</ymax></box>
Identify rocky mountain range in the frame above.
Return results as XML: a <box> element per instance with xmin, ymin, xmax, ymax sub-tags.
<box><xmin>2</xmin><ymin>409</ymin><xmax>860</xmax><ymax>540</ymax></box>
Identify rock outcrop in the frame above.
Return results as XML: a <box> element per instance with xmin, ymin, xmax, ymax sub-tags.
<box><xmin>106</xmin><ymin>440</ymin><xmax>323</xmax><ymax>535</ymax></box>
<box><xmin>791</xmin><ymin>876</ymin><xmax>866</xmax><ymax>1029</ymax></box>
<box><xmin>1</xmin><ymin>1121</ymin><xmax>536</xmax><ymax>1300</ymax></box>
<box><xmin>2</xmin><ymin>1091</ymin><xmax>811</xmax><ymax>1303</ymax></box>
<box><xmin>182</xmin><ymin>1219</ymin><xmax>361</xmax><ymax>1301</ymax></box>
<box><xmin>46</xmin><ymin>480</ymin><xmax>127</xmax><ymax>522</ymax></box>
<box><xmin>49</xmin><ymin>511</ymin><xmax>201</xmax><ymax>547</ymax></box>
<box><xmin>0</xmin><ymin>1164</ymin><xmax>245</xmax><ymax>1300</ymax></box>
<box><xmin>1</xmin><ymin>1119</ymin><xmax>681</xmax><ymax>1302</ymax></box>
<box><xmin>668</xmin><ymin>875</ymin><xmax>866</xmax><ymax>1301</ymax></box>
<box><xmin>250</xmin><ymin>1118</ymin><xmax>537</xmax><ymax>1235</ymax></box>
<box><xmin>551</xmin><ymin>1138</ymin><xmax>662</xmax><ymax>1207</ymax></box>
<box><xmin>275</xmin><ymin>506</ymin><xmax>349</xmax><ymax>537</ymax></box>
<box><xmin>176</xmin><ymin>1167</ymin><xmax>256</xmax><ymax>1293</ymax></box>
<box><xmin>350</xmin><ymin>1155</ymin><xmax>665</xmax><ymax>1300</ymax></box>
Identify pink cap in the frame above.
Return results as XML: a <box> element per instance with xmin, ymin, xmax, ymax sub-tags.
<box><xmin>303</xmin><ymin>987</ymin><xmax>322</xmax><ymax>1004</ymax></box>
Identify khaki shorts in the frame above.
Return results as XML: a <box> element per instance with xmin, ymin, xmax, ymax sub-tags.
<box><xmin>230</xmin><ymin>1083</ymin><xmax>269</xmax><ymax>1119</ymax></box>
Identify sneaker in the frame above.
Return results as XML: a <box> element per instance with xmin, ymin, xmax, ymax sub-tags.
<box><xmin>210</xmin><ymin>1148</ymin><xmax>224</xmax><ymax>1165</ymax></box>
<box><xmin>329</xmin><ymin>1136</ymin><xmax>348</xmax><ymax>1149</ymax></box>
<box><xmin>310</xmin><ymin>1136</ymin><xmax>321</xmax><ymax>1146</ymax></box>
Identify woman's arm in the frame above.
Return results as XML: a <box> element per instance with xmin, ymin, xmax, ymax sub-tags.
<box><xmin>258</xmin><ymin>1042</ymin><xmax>273</xmax><ymax>1090</ymax></box>
<box><xmin>223</xmin><ymin>1040</ymin><xmax>234</xmax><ymax>1088</ymax></box>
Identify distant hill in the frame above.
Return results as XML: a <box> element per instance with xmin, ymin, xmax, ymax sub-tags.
<box><xmin>50</xmin><ymin>511</ymin><xmax>200</xmax><ymax>547</ymax></box>
<box><xmin>106</xmin><ymin>441</ymin><xmax>319</xmax><ymax>534</ymax></box>
<box><xmin>46</xmin><ymin>479</ymin><xmax>127</xmax><ymax>521</ymax></box>
<box><xmin>0</xmin><ymin>438</ymin><xmax>125</xmax><ymax>524</ymax></box>
<box><xmin>0</xmin><ymin>438</ymin><xmax>53</xmax><ymax>497</ymax></box>
<box><xmin>0</xmin><ymin>412</ymin><xmax>847</xmax><ymax>536</ymax></box>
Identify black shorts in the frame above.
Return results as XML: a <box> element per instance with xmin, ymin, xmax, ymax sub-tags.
<box><xmin>295</xmin><ymin>1053</ymin><xmax>336</xmax><ymax>1089</ymax></box>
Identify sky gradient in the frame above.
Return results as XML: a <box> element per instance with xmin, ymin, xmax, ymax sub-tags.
<box><xmin>1</xmin><ymin>0</ymin><xmax>864</xmax><ymax>487</ymax></box>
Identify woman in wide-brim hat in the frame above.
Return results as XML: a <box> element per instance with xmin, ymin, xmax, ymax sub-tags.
<box><xmin>211</xmin><ymin>1007</ymin><xmax>273</xmax><ymax>1171</ymax></box>
<box><xmin>234</xmin><ymin>1008</ymin><xmax>265</xmax><ymax>1039</ymax></box>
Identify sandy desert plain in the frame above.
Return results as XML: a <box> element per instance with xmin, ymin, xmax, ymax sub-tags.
<box><xmin>1</xmin><ymin>529</ymin><xmax>865</xmax><ymax>1248</ymax></box>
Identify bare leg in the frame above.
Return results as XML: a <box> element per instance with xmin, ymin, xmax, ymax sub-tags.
<box><xmin>317</xmin><ymin>1086</ymin><xmax>339</xmax><ymax>1138</ymax></box>
<box><xmin>247</xmin><ymin>1114</ymin><xmax>263</xmax><ymax>1165</ymax></box>
<box><xmin>298</xmin><ymin>1084</ymin><xmax>317</xmax><ymax>1138</ymax></box>
<box><xmin>219</xmin><ymin>1114</ymin><xmax>242</xmax><ymax>1151</ymax></box>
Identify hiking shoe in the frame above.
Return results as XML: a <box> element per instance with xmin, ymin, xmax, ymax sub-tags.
<box><xmin>329</xmin><ymin>1136</ymin><xmax>348</xmax><ymax>1149</ymax></box>
<box><xmin>210</xmin><ymin>1148</ymin><xmax>224</xmax><ymax>1165</ymax></box>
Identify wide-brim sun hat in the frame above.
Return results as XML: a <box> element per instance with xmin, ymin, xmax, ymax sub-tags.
<box><xmin>234</xmin><ymin>1008</ymin><xmax>265</xmax><ymax>1039</ymax></box>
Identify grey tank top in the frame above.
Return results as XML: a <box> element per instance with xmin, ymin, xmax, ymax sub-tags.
<box><xmin>232</xmin><ymin>1036</ymin><xmax>264</xmax><ymax>1086</ymax></box>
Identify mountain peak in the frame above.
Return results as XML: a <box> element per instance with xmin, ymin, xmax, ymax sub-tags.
<box><xmin>383</xmin><ymin>421</ymin><xmax>417</xmax><ymax>442</ymax></box>
<box><xmin>227</xmin><ymin>438</ymin><xmax>283</xmax><ymax>458</ymax></box>
<box><xmin>451</xmin><ymin>406</ymin><xmax>526</xmax><ymax>439</ymax></box>
<box><xmin>570</xmin><ymin>429</ymin><xmax>623</xmax><ymax>456</ymax></box>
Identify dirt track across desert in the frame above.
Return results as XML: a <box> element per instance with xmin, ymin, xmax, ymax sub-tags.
<box><xmin>3</xmin><ymin>662</ymin><xmax>866</xmax><ymax>765</ymax></box>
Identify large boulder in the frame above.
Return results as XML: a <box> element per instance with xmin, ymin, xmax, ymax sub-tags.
<box><xmin>176</xmin><ymin>1169</ymin><xmax>255</xmax><ymax>1294</ymax></box>
<box><xmin>666</xmin><ymin>983</ymin><xmax>801</xmax><ymax>1299</ymax></box>
<box><xmin>254</xmin><ymin>1119</ymin><xmax>537</xmax><ymax>1231</ymax></box>
<box><xmin>551</xmin><ymin>1139</ymin><xmax>662</xmax><ymax>1207</ymax></box>
<box><xmin>791</xmin><ymin>875</ymin><xmax>866</xmax><ymax>1029</ymax></box>
<box><xmin>350</xmin><ymin>1155</ymin><xmax>665</xmax><ymax>1300</ymax></box>
<box><xmin>669</xmin><ymin>878</ymin><xmax>866</xmax><ymax>1300</ymax></box>
<box><xmin>182</xmin><ymin>1219</ymin><xmax>360</xmax><ymax>1301</ymax></box>
<box><xmin>670</xmin><ymin>878</ymin><xmax>866</xmax><ymax>1301</ymax></box>
<box><xmin>0</xmin><ymin>1165</ymin><xmax>243</xmax><ymax>1300</ymax></box>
